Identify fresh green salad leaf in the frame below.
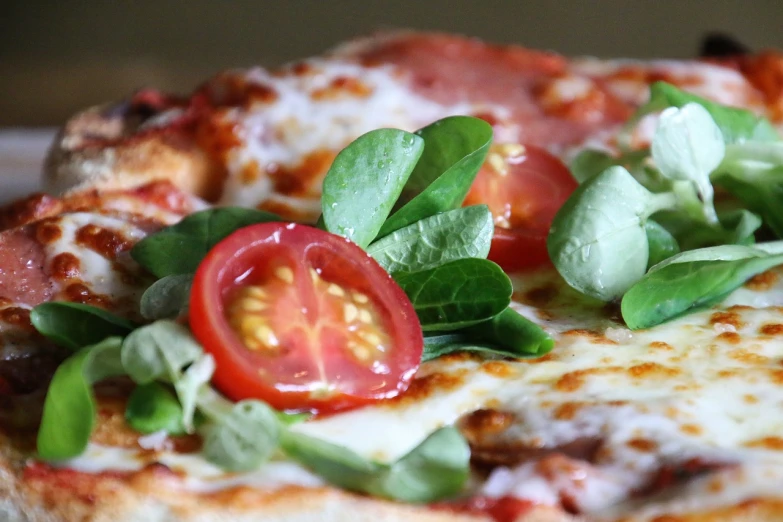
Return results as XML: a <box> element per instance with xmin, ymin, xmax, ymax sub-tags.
<box><xmin>378</xmin><ymin>116</ymin><xmax>492</xmax><ymax>236</ymax></box>
<box><xmin>394</xmin><ymin>259</ymin><xmax>512</xmax><ymax>331</ymax></box>
<box><xmin>131</xmin><ymin>207</ymin><xmax>279</xmax><ymax>278</ymax></box>
<box><xmin>201</xmin><ymin>400</ymin><xmax>281</xmax><ymax>472</ymax></box>
<box><xmin>37</xmin><ymin>337</ymin><xmax>125</xmax><ymax>460</ymax></box>
<box><xmin>175</xmin><ymin>353</ymin><xmax>215</xmax><ymax>432</ymax></box>
<box><xmin>651</xmin><ymin>103</ymin><xmax>724</xmax><ymax>224</ymax></box>
<box><xmin>30</xmin><ymin>302</ymin><xmax>135</xmax><ymax>351</ymax></box>
<box><xmin>125</xmin><ymin>382</ymin><xmax>186</xmax><ymax>436</ymax></box>
<box><xmin>121</xmin><ymin>320</ymin><xmax>206</xmax><ymax>431</ymax></box>
<box><xmin>321</xmin><ymin>129</ymin><xmax>424</xmax><ymax>248</ymax></box>
<box><xmin>140</xmin><ymin>274</ymin><xmax>194</xmax><ymax>321</ymax></box>
<box><xmin>367</xmin><ymin>205</ymin><xmax>493</xmax><ymax>274</ymax></box>
<box><xmin>422</xmin><ymin>307</ymin><xmax>553</xmax><ymax>361</ymax></box>
<box><xmin>547</xmin><ymin>166</ymin><xmax>678</xmax><ymax>301</ymax></box>
<box><xmin>645</xmin><ymin>220</ymin><xmax>680</xmax><ymax>268</ymax></box>
<box><xmin>622</xmin><ymin>244</ymin><xmax>783</xmax><ymax>329</ymax></box>
<box><xmin>121</xmin><ymin>320</ymin><xmax>202</xmax><ymax>384</ymax></box>
<box><xmin>713</xmin><ymin>162</ymin><xmax>783</xmax><ymax>237</ymax></box>
<box><xmin>281</xmin><ymin>426</ymin><xmax>469</xmax><ymax>503</ymax></box>
<box><xmin>626</xmin><ymin>81</ymin><xmax>780</xmax><ymax>145</ymax></box>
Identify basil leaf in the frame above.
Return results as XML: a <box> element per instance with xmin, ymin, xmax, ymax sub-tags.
<box><xmin>131</xmin><ymin>207</ymin><xmax>280</xmax><ymax>278</ymax></box>
<box><xmin>120</xmin><ymin>320</ymin><xmax>202</xmax><ymax>384</ymax></box>
<box><xmin>394</xmin><ymin>259</ymin><xmax>512</xmax><ymax>331</ymax></box>
<box><xmin>378</xmin><ymin>116</ymin><xmax>492</xmax><ymax>236</ymax></box>
<box><xmin>622</xmin><ymin>246</ymin><xmax>783</xmax><ymax>329</ymax></box>
<box><xmin>423</xmin><ymin>308</ymin><xmax>553</xmax><ymax>362</ymax></box>
<box><xmin>201</xmin><ymin>400</ymin><xmax>280</xmax><ymax>472</ymax></box>
<box><xmin>321</xmin><ymin>129</ymin><xmax>424</xmax><ymax>248</ymax></box>
<box><xmin>140</xmin><ymin>274</ymin><xmax>194</xmax><ymax>321</ymax></box>
<box><xmin>628</xmin><ymin>81</ymin><xmax>780</xmax><ymax>144</ymax></box>
<box><xmin>30</xmin><ymin>302</ymin><xmax>136</xmax><ymax>351</ymax></box>
<box><xmin>125</xmin><ymin>382</ymin><xmax>185</xmax><ymax>436</ymax></box>
<box><xmin>367</xmin><ymin>205</ymin><xmax>493</xmax><ymax>274</ymax></box>
<box><xmin>281</xmin><ymin>427</ymin><xmax>469</xmax><ymax>502</ymax></box>
<box><xmin>651</xmin><ymin>103</ymin><xmax>724</xmax><ymax>224</ymax></box>
<box><xmin>645</xmin><ymin>220</ymin><xmax>680</xmax><ymax>268</ymax></box>
<box><xmin>37</xmin><ymin>337</ymin><xmax>125</xmax><ymax>460</ymax></box>
<box><xmin>547</xmin><ymin>166</ymin><xmax>678</xmax><ymax>301</ymax></box>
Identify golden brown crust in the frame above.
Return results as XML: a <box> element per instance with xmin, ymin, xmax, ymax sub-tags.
<box><xmin>44</xmin><ymin>104</ymin><xmax>220</xmax><ymax>202</ymax></box>
<box><xmin>0</xmin><ymin>439</ymin><xmax>574</xmax><ymax>522</ymax></box>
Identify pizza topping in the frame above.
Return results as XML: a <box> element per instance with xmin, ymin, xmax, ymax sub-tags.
<box><xmin>464</xmin><ymin>143</ymin><xmax>578</xmax><ymax>272</ymax></box>
<box><xmin>549</xmin><ymin>82</ymin><xmax>783</xmax><ymax>328</ymax></box>
<box><xmin>28</xmin><ymin>116</ymin><xmax>558</xmax><ymax>504</ymax></box>
<box><xmin>189</xmin><ymin>222</ymin><xmax>423</xmax><ymax>413</ymax></box>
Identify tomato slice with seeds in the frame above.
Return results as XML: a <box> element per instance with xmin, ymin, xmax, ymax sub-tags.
<box><xmin>464</xmin><ymin>144</ymin><xmax>578</xmax><ymax>272</ymax></box>
<box><xmin>189</xmin><ymin>223</ymin><xmax>422</xmax><ymax>414</ymax></box>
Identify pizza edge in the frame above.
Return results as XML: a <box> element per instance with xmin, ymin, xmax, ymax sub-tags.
<box><xmin>43</xmin><ymin>103</ymin><xmax>219</xmax><ymax>201</ymax></box>
<box><xmin>0</xmin><ymin>438</ymin><xmax>578</xmax><ymax>522</ymax></box>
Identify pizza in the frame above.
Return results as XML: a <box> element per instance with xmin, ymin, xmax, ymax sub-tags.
<box><xmin>4</xmin><ymin>31</ymin><xmax>783</xmax><ymax>522</ymax></box>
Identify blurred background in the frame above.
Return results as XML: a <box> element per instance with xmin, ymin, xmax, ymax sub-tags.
<box><xmin>3</xmin><ymin>0</ymin><xmax>783</xmax><ymax>127</ymax></box>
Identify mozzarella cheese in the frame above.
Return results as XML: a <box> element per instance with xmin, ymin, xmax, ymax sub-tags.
<box><xmin>58</xmin><ymin>265</ymin><xmax>783</xmax><ymax>520</ymax></box>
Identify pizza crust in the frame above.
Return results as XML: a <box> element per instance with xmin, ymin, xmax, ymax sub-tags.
<box><xmin>44</xmin><ymin>103</ymin><xmax>221</xmax><ymax>201</ymax></box>
<box><xmin>0</xmin><ymin>440</ymin><xmax>574</xmax><ymax>522</ymax></box>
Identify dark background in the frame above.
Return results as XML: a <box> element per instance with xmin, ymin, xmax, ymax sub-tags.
<box><xmin>2</xmin><ymin>0</ymin><xmax>782</xmax><ymax>126</ymax></box>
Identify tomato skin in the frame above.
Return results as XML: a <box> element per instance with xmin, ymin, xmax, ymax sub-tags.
<box><xmin>465</xmin><ymin>144</ymin><xmax>577</xmax><ymax>272</ymax></box>
<box><xmin>189</xmin><ymin>223</ymin><xmax>423</xmax><ymax>414</ymax></box>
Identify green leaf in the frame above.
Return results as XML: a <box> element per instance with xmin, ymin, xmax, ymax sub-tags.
<box><xmin>37</xmin><ymin>337</ymin><xmax>125</xmax><ymax>460</ymax></box>
<box><xmin>569</xmin><ymin>149</ymin><xmax>618</xmax><ymax>184</ymax></box>
<box><xmin>30</xmin><ymin>302</ymin><xmax>136</xmax><ymax>351</ymax></box>
<box><xmin>645</xmin><ymin>220</ymin><xmax>680</xmax><ymax>268</ymax></box>
<box><xmin>321</xmin><ymin>129</ymin><xmax>424</xmax><ymax>248</ymax></box>
<box><xmin>121</xmin><ymin>320</ymin><xmax>206</xmax><ymax>431</ymax></box>
<box><xmin>201</xmin><ymin>400</ymin><xmax>281</xmax><ymax>472</ymax></box>
<box><xmin>367</xmin><ymin>426</ymin><xmax>470</xmax><ymax>503</ymax></box>
<box><xmin>140</xmin><ymin>274</ymin><xmax>194</xmax><ymax>321</ymax></box>
<box><xmin>125</xmin><ymin>382</ymin><xmax>186</xmax><ymax>436</ymax></box>
<box><xmin>281</xmin><ymin>427</ymin><xmax>469</xmax><ymax>503</ymax></box>
<box><xmin>393</xmin><ymin>259</ymin><xmax>512</xmax><ymax>331</ymax></box>
<box><xmin>367</xmin><ymin>205</ymin><xmax>493</xmax><ymax>274</ymax></box>
<box><xmin>547</xmin><ymin>166</ymin><xmax>678</xmax><ymax>301</ymax></box>
<box><xmin>174</xmin><ymin>353</ymin><xmax>215</xmax><ymax>432</ymax></box>
<box><xmin>627</xmin><ymin>81</ymin><xmax>780</xmax><ymax>145</ymax></box>
<box><xmin>713</xmin><ymin>163</ymin><xmax>783</xmax><ymax>237</ymax></box>
<box><xmin>378</xmin><ymin>116</ymin><xmax>492</xmax><ymax>236</ymax></box>
<box><xmin>622</xmin><ymin>245</ymin><xmax>783</xmax><ymax>329</ymax></box>
<box><xmin>120</xmin><ymin>320</ymin><xmax>202</xmax><ymax>384</ymax></box>
<box><xmin>422</xmin><ymin>308</ymin><xmax>553</xmax><ymax>362</ymax></box>
<box><xmin>651</xmin><ymin>103</ymin><xmax>724</xmax><ymax>224</ymax></box>
<box><xmin>131</xmin><ymin>207</ymin><xmax>280</xmax><ymax>278</ymax></box>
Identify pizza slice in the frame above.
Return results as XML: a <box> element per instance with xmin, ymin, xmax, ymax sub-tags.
<box><xmin>3</xmin><ymin>31</ymin><xmax>783</xmax><ymax>522</ymax></box>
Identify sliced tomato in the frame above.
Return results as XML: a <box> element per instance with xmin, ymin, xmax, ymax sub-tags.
<box><xmin>189</xmin><ymin>223</ymin><xmax>423</xmax><ymax>414</ymax></box>
<box><xmin>464</xmin><ymin>144</ymin><xmax>577</xmax><ymax>272</ymax></box>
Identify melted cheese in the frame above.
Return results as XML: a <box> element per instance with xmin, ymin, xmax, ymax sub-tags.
<box><xmin>44</xmin><ymin>212</ymin><xmax>151</xmax><ymax>316</ymax></box>
<box><xmin>213</xmin><ymin>60</ymin><xmax>502</xmax><ymax>219</ymax></box>
<box><xmin>58</xmin><ymin>266</ymin><xmax>783</xmax><ymax>519</ymax></box>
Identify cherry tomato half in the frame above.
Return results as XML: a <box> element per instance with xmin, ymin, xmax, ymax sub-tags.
<box><xmin>464</xmin><ymin>144</ymin><xmax>577</xmax><ymax>272</ymax></box>
<box><xmin>189</xmin><ymin>223</ymin><xmax>423</xmax><ymax>414</ymax></box>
